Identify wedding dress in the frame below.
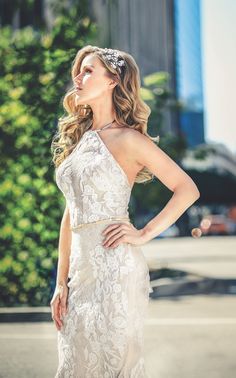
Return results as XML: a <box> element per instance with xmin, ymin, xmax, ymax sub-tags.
<box><xmin>54</xmin><ymin>124</ymin><xmax>152</xmax><ymax>377</ymax></box>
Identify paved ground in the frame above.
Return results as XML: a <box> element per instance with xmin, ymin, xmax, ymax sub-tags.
<box><xmin>145</xmin><ymin>295</ymin><xmax>236</xmax><ymax>378</ymax></box>
<box><xmin>143</xmin><ymin>236</ymin><xmax>236</xmax><ymax>279</ymax></box>
<box><xmin>0</xmin><ymin>295</ymin><xmax>236</xmax><ymax>378</ymax></box>
<box><xmin>0</xmin><ymin>236</ymin><xmax>235</xmax><ymax>377</ymax></box>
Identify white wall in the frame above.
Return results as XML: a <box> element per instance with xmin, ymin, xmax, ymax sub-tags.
<box><xmin>201</xmin><ymin>0</ymin><xmax>236</xmax><ymax>154</ymax></box>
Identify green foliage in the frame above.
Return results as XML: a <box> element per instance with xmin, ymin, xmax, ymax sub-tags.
<box><xmin>0</xmin><ymin>3</ymin><xmax>97</xmax><ymax>306</ymax></box>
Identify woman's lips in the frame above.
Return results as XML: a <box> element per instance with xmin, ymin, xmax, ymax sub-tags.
<box><xmin>76</xmin><ymin>86</ymin><xmax>83</xmax><ymax>91</ymax></box>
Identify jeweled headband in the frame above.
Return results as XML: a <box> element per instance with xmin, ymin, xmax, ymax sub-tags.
<box><xmin>100</xmin><ymin>48</ymin><xmax>125</xmax><ymax>74</ymax></box>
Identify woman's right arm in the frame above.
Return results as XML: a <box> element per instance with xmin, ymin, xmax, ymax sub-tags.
<box><xmin>50</xmin><ymin>204</ymin><xmax>72</xmax><ymax>330</ymax></box>
<box><xmin>56</xmin><ymin>204</ymin><xmax>72</xmax><ymax>287</ymax></box>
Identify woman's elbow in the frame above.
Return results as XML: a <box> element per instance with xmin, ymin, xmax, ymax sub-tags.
<box><xmin>186</xmin><ymin>179</ymin><xmax>200</xmax><ymax>203</ymax></box>
<box><xmin>176</xmin><ymin>177</ymin><xmax>200</xmax><ymax>203</ymax></box>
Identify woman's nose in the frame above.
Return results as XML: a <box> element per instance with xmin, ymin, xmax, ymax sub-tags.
<box><xmin>77</xmin><ymin>70</ymin><xmax>83</xmax><ymax>78</ymax></box>
<box><xmin>74</xmin><ymin>73</ymin><xmax>82</xmax><ymax>84</ymax></box>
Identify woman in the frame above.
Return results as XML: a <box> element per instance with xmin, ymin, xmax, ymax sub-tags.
<box><xmin>50</xmin><ymin>45</ymin><xmax>200</xmax><ymax>377</ymax></box>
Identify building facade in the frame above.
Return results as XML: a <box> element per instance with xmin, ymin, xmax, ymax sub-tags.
<box><xmin>174</xmin><ymin>0</ymin><xmax>205</xmax><ymax>146</ymax></box>
<box><xmin>89</xmin><ymin>0</ymin><xmax>178</xmax><ymax>135</ymax></box>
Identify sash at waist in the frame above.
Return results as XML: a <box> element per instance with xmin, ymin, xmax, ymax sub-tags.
<box><xmin>70</xmin><ymin>216</ymin><xmax>131</xmax><ymax>231</ymax></box>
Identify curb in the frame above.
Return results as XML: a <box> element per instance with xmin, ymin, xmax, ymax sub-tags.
<box><xmin>150</xmin><ymin>277</ymin><xmax>236</xmax><ymax>298</ymax></box>
<box><xmin>0</xmin><ymin>307</ymin><xmax>52</xmax><ymax>323</ymax></box>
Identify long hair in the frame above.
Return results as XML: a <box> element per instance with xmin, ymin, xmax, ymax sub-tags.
<box><xmin>51</xmin><ymin>45</ymin><xmax>159</xmax><ymax>183</ymax></box>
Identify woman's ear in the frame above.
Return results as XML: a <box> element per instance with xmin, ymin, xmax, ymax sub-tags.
<box><xmin>108</xmin><ymin>73</ymin><xmax>119</xmax><ymax>89</ymax></box>
<box><xmin>108</xmin><ymin>78</ymin><xmax>118</xmax><ymax>89</ymax></box>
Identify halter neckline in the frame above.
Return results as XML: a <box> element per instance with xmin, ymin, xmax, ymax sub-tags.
<box><xmin>90</xmin><ymin>120</ymin><xmax>115</xmax><ymax>132</ymax></box>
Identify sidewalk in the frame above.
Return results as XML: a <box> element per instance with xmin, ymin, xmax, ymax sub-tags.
<box><xmin>143</xmin><ymin>235</ymin><xmax>236</xmax><ymax>278</ymax></box>
<box><xmin>0</xmin><ymin>236</ymin><xmax>235</xmax><ymax>322</ymax></box>
<box><xmin>1</xmin><ymin>295</ymin><xmax>236</xmax><ymax>378</ymax></box>
<box><xmin>142</xmin><ymin>235</ymin><xmax>236</xmax><ymax>297</ymax></box>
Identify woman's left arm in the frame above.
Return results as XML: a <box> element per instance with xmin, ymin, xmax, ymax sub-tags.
<box><xmin>102</xmin><ymin>131</ymin><xmax>200</xmax><ymax>248</ymax></box>
<box><xmin>133</xmin><ymin>131</ymin><xmax>200</xmax><ymax>242</ymax></box>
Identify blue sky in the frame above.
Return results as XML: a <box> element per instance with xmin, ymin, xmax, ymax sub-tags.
<box><xmin>201</xmin><ymin>0</ymin><xmax>236</xmax><ymax>154</ymax></box>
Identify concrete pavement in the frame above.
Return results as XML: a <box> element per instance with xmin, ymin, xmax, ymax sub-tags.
<box><xmin>143</xmin><ymin>236</ymin><xmax>236</xmax><ymax>279</ymax></box>
<box><xmin>142</xmin><ymin>236</ymin><xmax>236</xmax><ymax>297</ymax></box>
<box><xmin>0</xmin><ymin>295</ymin><xmax>236</xmax><ymax>378</ymax></box>
<box><xmin>0</xmin><ymin>236</ymin><xmax>236</xmax><ymax>377</ymax></box>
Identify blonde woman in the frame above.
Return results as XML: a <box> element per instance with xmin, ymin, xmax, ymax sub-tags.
<box><xmin>50</xmin><ymin>45</ymin><xmax>200</xmax><ymax>377</ymax></box>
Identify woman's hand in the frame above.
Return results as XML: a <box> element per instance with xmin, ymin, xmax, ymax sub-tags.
<box><xmin>101</xmin><ymin>221</ymin><xmax>148</xmax><ymax>248</ymax></box>
<box><xmin>50</xmin><ymin>283</ymin><xmax>69</xmax><ymax>331</ymax></box>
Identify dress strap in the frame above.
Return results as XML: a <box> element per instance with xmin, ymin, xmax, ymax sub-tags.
<box><xmin>91</xmin><ymin>120</ymin><xmax>115</xmax><ymax>132</ymax></box>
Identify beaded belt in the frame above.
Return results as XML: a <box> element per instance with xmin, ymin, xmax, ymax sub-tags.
<box><xmin>70</xmin><ymin>216</ymin><xmax>131</xmax><ymax>231</ymax></box>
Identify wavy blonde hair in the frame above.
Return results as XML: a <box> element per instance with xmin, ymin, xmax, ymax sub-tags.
<box><xmin>51</xmin><ymin>45</ymin><xmax>159</xmax><ymax>183</ymax></box>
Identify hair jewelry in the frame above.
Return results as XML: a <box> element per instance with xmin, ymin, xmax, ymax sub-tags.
<box><xmin>101</xmin><ymin>48</ymin><xmax>125</xmax><ymax>73</ymax></box>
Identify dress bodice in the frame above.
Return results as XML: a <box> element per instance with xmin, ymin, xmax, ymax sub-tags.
<box><xmin>55</xmin><ymin>130</ymin><xmax>132</xmax><ymax>228</ymax></box>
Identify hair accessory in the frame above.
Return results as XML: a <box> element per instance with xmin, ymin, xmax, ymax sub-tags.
<box><xmin>101</xmin><ymin>48</ymin><xmax>125</xmax><ymax>73</ymax></box>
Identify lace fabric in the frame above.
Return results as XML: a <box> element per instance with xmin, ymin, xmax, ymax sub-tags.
<box><xmin>54</xmin><ymin>130</ymin><xmax>152</xmax><ymax>377</ymax></box>
<box><xmin>55</xmin><ymin>131</ymin><xmax>132</xmax><ymax>227</ymax></box>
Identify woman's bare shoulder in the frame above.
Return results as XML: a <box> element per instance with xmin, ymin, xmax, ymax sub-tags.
<box><xmin>119</xmin><ymin>126</ymin><xmax>154</xmax><ymax>147</ymax></box>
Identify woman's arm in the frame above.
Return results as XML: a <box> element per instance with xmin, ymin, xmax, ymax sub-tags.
<box><xmin>132</xmin><ymin>131</ymin><xmax>200</xmax><ymax>241</ymax></box>
<box><xmin>50</xmin><ymin>204</ymin><xmax>71</xmax><ymax>330</ymax></box>
<box><xmin>141</xmin><ymin>179</ymin><xmax>199</xmax><ymax>241</ymax></box>
<box><xmin>56</xmin><ymin>204</ymin><xmax>72</xmax><ymax>286</ymax></box>
<box><xmin>101</xmin><ymin>130</ymin><xmax>200</xmax><ymax>249</ymax></box>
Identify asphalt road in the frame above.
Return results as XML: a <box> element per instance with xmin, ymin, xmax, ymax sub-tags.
<box><xmin>0</xmin><ymin>294</ymin><xmax>235</xmax><ymax>378</ymax></box>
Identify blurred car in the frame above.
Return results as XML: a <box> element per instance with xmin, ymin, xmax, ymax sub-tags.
<box><xmin>200</xmin><ymin>214</ymin><xmax>236</xmax><ymax>235</ymax></box>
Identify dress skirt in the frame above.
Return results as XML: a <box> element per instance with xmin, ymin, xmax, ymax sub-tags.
<box><xmin>55</xmin><ymin>219</ymin><xmax>152</xmax><ymax>378</ymax></box>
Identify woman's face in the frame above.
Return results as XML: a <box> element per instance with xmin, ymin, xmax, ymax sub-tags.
<box><xmin>73</xmin><ymin>54</ymin><xmax>116</xmax><ymax>105</ymax></box>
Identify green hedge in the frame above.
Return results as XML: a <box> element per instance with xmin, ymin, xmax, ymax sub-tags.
<box><xmin>0</xmin><ymin>4</ymin><xmax>97</xmax><ymax>306</ymax></box>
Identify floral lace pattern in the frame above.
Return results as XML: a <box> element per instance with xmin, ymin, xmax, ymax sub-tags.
<box><xmin>54</xmin><ymin>130</ymin><xmax>152</xmax><ymax>377</ymax></box>
<box><xmin>55</xmin><ymin>131</ymin><xmax>131</xmax><ymax>227</ymax></box>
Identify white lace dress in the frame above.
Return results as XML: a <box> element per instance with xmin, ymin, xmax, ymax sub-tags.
<box><xmin>54</xmin><ymin>129</ymin><xmax>152</xmax><ymax>378</ymax></box>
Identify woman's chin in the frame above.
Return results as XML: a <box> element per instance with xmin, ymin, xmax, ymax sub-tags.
<box><xmin>75</xmin><ymin>94</ymin><xmax>85</xmax><ymax>105</ymax></box>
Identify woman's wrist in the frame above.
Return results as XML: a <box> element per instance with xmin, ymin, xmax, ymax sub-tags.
<box><xmin>56</xmin><ymin>280</ymin><xmax>68</xmax><ymax>288</ymax></box>
<box><xmin>52</xmin><ymin>284</ymin><xmax>64</xmax><ymax>299</ymax></box>
<box><xmin>140</xmin><ymin>226</ymin><xmax>153</xmax><ymax>244</ymax></box>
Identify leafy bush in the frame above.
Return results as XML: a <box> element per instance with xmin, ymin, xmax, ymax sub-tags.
<box><xmin>0</xmin><ymin>3</ymin><xmax>97</xmax><ymax>306</ymax></box>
